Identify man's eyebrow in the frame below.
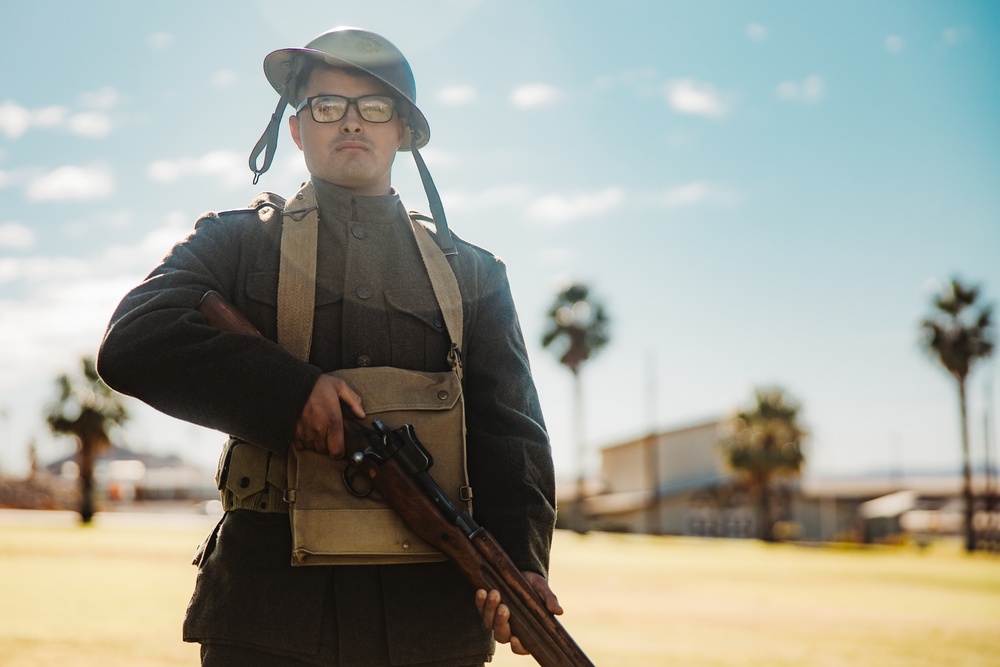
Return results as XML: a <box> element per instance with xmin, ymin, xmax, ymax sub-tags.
<box><xmin>308</xmin><ymin>92</ymin><xmax>392</xmax><ymax>97</ymax></box>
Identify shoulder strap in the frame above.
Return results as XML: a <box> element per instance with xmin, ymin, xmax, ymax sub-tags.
<box><xmin>277</xmin><ymin>181</ymin><xmax>319</xmax><ymax>362</ymax></box>
<box><xmin>408</xmin><ymin>215</ymin><xmax>464</xmax><ymax>378</ymax></box>
<box><xmin>276</xmin><ymin>182</ymin><xmax>464</xmax><ymax>376</ymax></box>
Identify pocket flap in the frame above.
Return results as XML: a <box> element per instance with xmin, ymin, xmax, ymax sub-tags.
<box><xmin>225</xmin><ymin>442</ymin><xmax>269</xmax><ymax>499</ymax></box>
<box><xmin>329</xmin><ymin>367</ymin><xmax>460</xmax><ymax>413</ymax></box>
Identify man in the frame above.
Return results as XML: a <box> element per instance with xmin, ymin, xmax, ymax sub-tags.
<box><xmin>98</xmin><ymin>27</ymin><xmax>559</xmax><ymax>667</ymax></box>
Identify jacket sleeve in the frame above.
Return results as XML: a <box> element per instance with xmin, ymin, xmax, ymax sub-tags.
<box><xmin>461</xmin><ymin>256</ymin><xmax>556</xmax><ymax>578</ymax></box>
<box><xmin>97</xmin><ymin>210</ymin><xmax>322</xmax><ymax>453</ymax></box>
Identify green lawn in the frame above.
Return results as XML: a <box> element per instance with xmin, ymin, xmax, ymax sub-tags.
<box><xmin>1</xmin><ymin>515</ymin><xmax>998</xmax><ymax>666</ymax></box>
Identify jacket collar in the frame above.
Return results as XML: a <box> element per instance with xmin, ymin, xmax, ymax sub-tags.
<box><xmin>312</xmin><ymin>177</ymin><xmax>403</xmax><ymax>224</ymax></box>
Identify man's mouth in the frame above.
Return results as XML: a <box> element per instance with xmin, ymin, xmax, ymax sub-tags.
<box><xmin>336</xmin><ymin>140</ymin><xmax>370</xmax><ymax>152</ymax></box>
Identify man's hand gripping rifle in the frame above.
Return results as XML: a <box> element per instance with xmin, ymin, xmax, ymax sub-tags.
<box><xmin>198</xmin><ymin>291</ymin><xmax>596</xmax><ymax>667</ymax></box>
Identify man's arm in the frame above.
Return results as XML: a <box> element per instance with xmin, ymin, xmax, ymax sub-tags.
<box><xmin>460</xmin><ymin>256</ymin><xmax>557</xmax><ymax>576</ymax></box>
<box><xmin>97</xmin><ymin>211</ymin><xmax>321</xmax><ymax>453</ymax></box>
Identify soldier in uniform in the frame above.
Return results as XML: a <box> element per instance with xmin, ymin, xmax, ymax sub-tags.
<box><xmin>98</xmin><ymin>27</ymin><xmax>560</xmax><ymax>667</ymax></box>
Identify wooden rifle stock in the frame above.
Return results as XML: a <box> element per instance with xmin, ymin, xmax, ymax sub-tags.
<box><xmin>197</xmin><ymin>291</ymin><xmax>596</xmax><ymax>667</ymax></box>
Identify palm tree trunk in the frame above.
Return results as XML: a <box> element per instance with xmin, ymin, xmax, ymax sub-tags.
<box><xmin>573</xmin><ymin>370</ymin><xmax>588</xmax><ymax>534</ymax></box>
<box><xmin>958</xmin><ymin>378</ymin><xmax>975</xmax><ymax>552</ymax></box>
<box><xmin>757</xmin><ymin>478</ymin><xmax>774</xmax><ymax>542</ymax></box>
<box><xmin>78</xmin><ymin>437</ymin><xmax>96</xmax><ymax>524</ymax></box>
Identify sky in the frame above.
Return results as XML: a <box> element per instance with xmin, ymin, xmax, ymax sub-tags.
<box><xmin>1</xmin><ymin>0</ymin><xmax>998</xmax><ymax>484</ymax></box>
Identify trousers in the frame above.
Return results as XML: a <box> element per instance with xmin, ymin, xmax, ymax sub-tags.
<box><xmin>200</xmin><ymin>643</ymin><xmax>486</xmax><ymax>667</ymax></box>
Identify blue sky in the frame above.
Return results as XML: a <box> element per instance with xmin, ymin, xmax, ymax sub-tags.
<box><xmin>1</xmin><ymin>1</ymin><xmax>998</xmax><ymax>483</ymax></box>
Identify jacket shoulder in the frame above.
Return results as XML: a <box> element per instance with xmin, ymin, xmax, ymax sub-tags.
<box><xmin>212</xmin><ymin>192</ymin><xmax>286</xmax><ymax>223</ymax></box>
<box><xmin>407</xmin><ymin>211</ymin><xmax>504</xmax><ymax>266</ymax></box>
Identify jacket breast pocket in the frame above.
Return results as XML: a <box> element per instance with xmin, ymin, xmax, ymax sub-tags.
<box><xmin>384</xmin><ymin>289</ymin><xmax>451</xmax><ymax>369</ymax></box>
<box><xmin>245</xmin><ymin>271</ymin><xmax>343</xmax><ymax>309</ymax></box>
<box><xmin>245</xmin><ymin>270</ymin><xmax>343</xmax><ymax>346</ymax></box>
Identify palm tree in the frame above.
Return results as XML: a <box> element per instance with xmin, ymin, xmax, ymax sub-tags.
<box><xmin>541</xmin><ymin>283</ymin><xmax>610</xmax><ymax>532</ymax></box>
<box><xmin>46</xmin><ymin>356</ymin><xmax>129</xmax><ymax>523</ymax></box>
<box><xmin>719</xmin><ymin>387</ymin><xmax>806</xmax><ymax>542</ymax></box>
<box><xmin>919</xmin><ymin>277</ymin><xmax>995</xmax><ymax>552</ymax></box>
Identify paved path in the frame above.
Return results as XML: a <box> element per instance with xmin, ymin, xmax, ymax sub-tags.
<box><xmin>0</xmin><ymin>507</ymin><xmax>222</xmax><ymax>531</ymax></box>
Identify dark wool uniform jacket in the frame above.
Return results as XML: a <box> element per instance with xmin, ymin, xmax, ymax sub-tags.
<box><xmin>97</xmin><ymin>178</ymin><xmax>556</xmax><ymax>666</ymax></box>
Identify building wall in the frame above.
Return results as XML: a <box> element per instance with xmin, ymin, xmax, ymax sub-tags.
<box><xmin>599</xmin><ymin>419</ymin><xmax>726</xmax><ymax>495</ymax></box>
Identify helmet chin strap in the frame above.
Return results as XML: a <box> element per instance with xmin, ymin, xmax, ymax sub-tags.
<box><xmin>410</xmin><ymin>132</ymin><xmax>456</xmax><ymax>256</ymax></box>
<box><xmin>249</xmin><ymin>90</ymin><xmax>289</xmax><ymax>185</ymax></box>
<box><xmin>249</xmin><ymin>71</ymin><xmax>294</xmax><ymax>185</ymax></box>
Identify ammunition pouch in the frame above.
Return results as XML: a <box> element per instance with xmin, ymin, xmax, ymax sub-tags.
<box><xmin>217</xmin><ymin>437</ymin><xmax>289</xmax><ymax>514</ymax></box>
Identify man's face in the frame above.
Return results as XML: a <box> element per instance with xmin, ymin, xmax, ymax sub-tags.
<box><xmin>289</xmin><ymin>67</ymin><xmax>405</xmax><ymax>196</ymax></box>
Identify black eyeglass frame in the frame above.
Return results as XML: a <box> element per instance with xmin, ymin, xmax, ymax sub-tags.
<box><xmin>294</xmin><ymin>94</ymin><xmax>398</xmax><ymax>124</ymax></box>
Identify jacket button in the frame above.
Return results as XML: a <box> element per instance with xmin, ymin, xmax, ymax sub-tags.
<box><xmin>351</xmin><ymin>224</ymin><xmax>365</xmax><ymax>239</ymax></box>
<box><xmin>437</xmin><ymin>390</ymin><xmax>449</xmax><ymax>401</ymax></box>
<box><xmin>433</xmin><ymin>316</ymin><xmax>444</xmax><ymax>329</ymax></box>
<box><xmin>356</xmin><ymin>284</ymin><xmax>373</xmax><ymax>299</ymax></box>
<box><xmin>357</xmin><ymin>355</ymin><xmax>372</xmax><ymax>367</ymax></box>
<box><xmin>239</xmin><ymin>476</ymin><xmax>250</xmax><ymax>488</ymax></box>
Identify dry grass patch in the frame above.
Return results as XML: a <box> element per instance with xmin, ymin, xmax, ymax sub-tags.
<box><xmin>2</xmin><ymin>518</ymin><xmax>998</xmax><ymax>666</ymax></box>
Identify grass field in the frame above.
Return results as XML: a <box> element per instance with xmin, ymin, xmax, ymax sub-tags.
<box><xmin>1</xmin><ymin>513</ymin><xmax>998</xmax><ymax>666</ymax></box>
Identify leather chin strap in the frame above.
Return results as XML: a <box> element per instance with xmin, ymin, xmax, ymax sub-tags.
<box><xmin>410</xmin><ymin>136</ymin><xmax>456</xmax><ymax>256</ymax></box>
<box><xmin>249</xmin><ymin>90</ymin><xmax>289</xmax><ymax>185</ymax></box>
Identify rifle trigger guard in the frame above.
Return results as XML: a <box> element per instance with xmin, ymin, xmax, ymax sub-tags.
<box><xmin>342</xmin><ymin>461</ymin><xmax>374</xmax><ymax>498</ymax></box>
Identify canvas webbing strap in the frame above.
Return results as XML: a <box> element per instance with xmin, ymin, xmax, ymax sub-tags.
<box><xmin>407</xmin><ymin>215</ymin><xmax>464</xmax><ymax>378</ymax></box>
<box><xmin>276</xmin><ymin>183</ymin><xmax>464</xmax><ymax>375</ymax></box>
<box><xmin>277</xmin><ymin>180</ymin><xmax>319</xmax><ymax>361</ymax></box>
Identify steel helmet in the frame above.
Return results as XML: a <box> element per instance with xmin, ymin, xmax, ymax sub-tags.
<box><xmin>263</xmin><ymin>27</ymin><xmax>429</xmax><ymax>151</ymax></box>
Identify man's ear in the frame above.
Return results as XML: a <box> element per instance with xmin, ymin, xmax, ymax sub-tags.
<box><xmin>289</xmin><ymin>114</ymin><xmax>303</xmax><ymax>150</ymax></box>
<box><xmin>397</xmin><ymin>117</ymin><xmax>407</xmax><ymax>150</ymax></box>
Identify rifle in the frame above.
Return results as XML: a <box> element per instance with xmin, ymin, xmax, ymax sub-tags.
<box><xmin>197</xmin><ymin>290</ymin><xmax>596</xmax><ymax>667</ymax></box>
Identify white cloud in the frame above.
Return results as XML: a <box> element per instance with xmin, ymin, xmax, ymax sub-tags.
<box><xmin>0</xmin><ymin>97</ymin><xmax>115</xmax><ymax>139</ymax></box>
<box><xmin>0</xmin><ymin>101</ymin><xmax>31</xmax><ymax>139</ymax></box>
<box><xmin>414</xmin><ymin>146</ymin><xmax>458</xmax><ymax>168</ymax></box>
<box><xmin>148</xmin><ymin>150</ymin><xmax>245</xmax><ymax>188</ymax></box>
<box><xmin>442</xmin><ymin>185</ymin><xmax>533</xmax><ymax>213</ymax></box>
<box><xmin>0</xmin><ymin>255</ymin><xmax>90</xmax><ymax>285</ymax></box>
<box><xmin>69</xmin><ymin>111</ymin><xmax>113</xmax><ymax>138</ymax></box>
<box><xmin>147</xmin><ymin>32</ymin><xmax>173</xmax><ymax>50</ymax></box>
<box><xmin>884</xmin><ymin>35</ymin><xmax>905</xmax><ymax>54</ymax></box>
<box><xmin>438</xmin><ymin>85</ymin><xmax>477</xmax><ymax>106</ymax></box>
<box><xmin>511</xmin><ymin>83</ymin><xmax>561</xmax><ymax>109</ymax></box>
<box><xmin>536</xmin><ymin>247</ymin><xmax>574</xmax><ymax>267</ymax></box>
<box><xmin>941</xmin><ymin>26</ymin><xmax>972</xmax><ymax>47</ymax></box>
<box><xmin>776</xmin><ymin>75</ymin><xmax>825</xmax><ymax>104</ymax></box>
<box><xmin>33</xmin><ymin>105</ymin><xmax>69</xmax><ymax>128</ymax></box>
<box><xmin>0</xmin><ymin>222</ymin><xmax>35</xmax><ymax>249</ymax></box>
<box><xmin>104</xmin><ymin>212</ymin><xmax>193</xmax><ymax>269</ymax></box>
<box><xmin>658</xmin><ymin>181</ymin><xmax>738</xmax><ymax>209</ymax></box>
<box><xmin>77</xmin><ymin>86</ymin><xmax>120</xmax><ymax>111</ymax></box>
<box><xmin>665</xmin><ymin>79</ymin><xmax>728</xmax><ymax>118</ymax></box>
<box><xmin>26</xmin><ymin>164</ymin><xmax>114</xmax><ymax>201</ymax></box>
<box><xmin>591</xmin><ymin>68</ymin><xmax>661</xmax><ymax>99</ymax></box>
<box><xmin>746</xmin><ymin>23</ymin><xmax>768</xmax><ymax>42</ymax></box>
<box><xmin>212</xmin><ymin>69</ymin><xmax>237</xmax><ymax>88</ymax></box>
<box><xmin>526</xmin><ymin>187</ymin><xmax>625</xmax><ymax>224</ymax></box>
<box><xmin>0</xmin><ymin>258</ymin><xmax>141</xmax><ymax>394</ymax></box>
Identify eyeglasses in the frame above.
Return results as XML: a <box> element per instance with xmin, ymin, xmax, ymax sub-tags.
<box><xmin>295</xmin><ymin>94</ymin><xmax>397</xmax><ymax>124</ymax></box>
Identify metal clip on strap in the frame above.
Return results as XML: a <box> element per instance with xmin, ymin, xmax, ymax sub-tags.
<box><xmin>249</xmin><ymin>90</ymin><xmax>288</xmax><ymax>185</ymax></box>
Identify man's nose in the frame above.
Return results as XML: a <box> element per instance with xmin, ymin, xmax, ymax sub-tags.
<box><xmin>340</xmin><ymin>103</ymin><xmax>364</xmax><ymax>133</ymax></box>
